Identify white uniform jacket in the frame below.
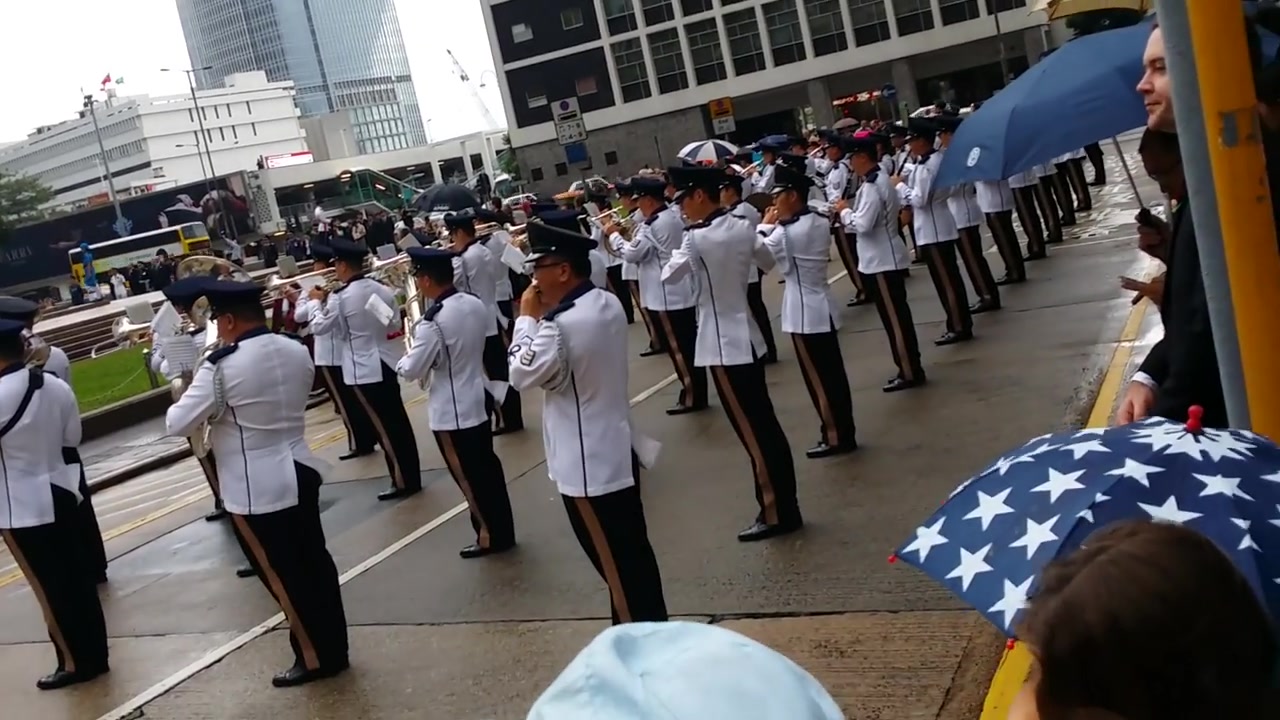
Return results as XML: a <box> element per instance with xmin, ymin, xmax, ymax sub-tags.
<box><xmin>300</xmin><ymin>298</ymin><xmax>342</xmax><ymax>367</ymax></box>
<box><xmin>901</xmin><ymin>151</ymin><xmax>959</xmax><ymax>246</ymax></box>
<box><xmin>945</xmin><ymin>181</ymin><xmax>985</xmax><ymax>230</ymax></box>
<box><xmin>662</xmin><ymin>209</ymin><xmax>773</xmax><ymax>366</ymax></box>
<box><xmin>591</xmin><ymin>224</ymin><xmax>624</xmax><ymax>269</ymax></box>
<box><xmin>150</xmin><ymin>328</ymin><xmax>208</xmax><ymax>381</ymax></box>
<box><xmin>824</xmin><ymin>162</ymin><xmax>851</xmax><ymax>205</ymax></box>
<box><xmin>44</xmin><ymin>346</ymin><xmax>70</xmax><ymax>383</ymax></box>
<box><xmin>395</xmin><ymin>289</ymin><xmax>489</xmax><ymax>432</ymax></box>
<box><xmin>751</xmin><ymin>163</ymin><xmax>776</xmax><ymax>195</ymax></box>
<box><xmin>1007</xmin><ymin>167</ymin><xmax>1040</xmax><ymax>189</ymax></box>
<box><xmin>758</xmin><ymin>211</ymin><xmax>841</xmax><ymax>335</ymax></box>
<box><xmin>508</xmin><ymin>284</ymin><xmax>636</xmax><ymax>498</ymax></box>
<box><xmin>165</xmin><ymin>328</ymin><xmax>329</xmax><ymax>515</ymax></box>
<box><xmin>310</xmin><ymin>276</ymin><xmax>403</xmax><ymax>386</ymax></box>
<box><xmin>480</xmin><ymin>233</ymin><xmax>516</xmax><ymax>302</ymax></box>
<box><xmin>0</xmin><ymin>366</ymin><xmax>81</xmax><ymax>528</ymax></box>
<box><xmin>589</xmin><ymin>248</ymin><xmax>609</xmax><ymax>290</ymax></box>
<box><xmin>453</xmin><ymin>241</ymin><xmax>502</xmax><ymax>336</ymax></box>
<box><xmin>839</xmin><ymin>171</ymin><xmax>910</xmax><ymax>275</ymax></box>
<box><xmin>622</xmin><ymin>206</ymin><xmax>696</xmax><ymax>311</ymax></box>
<box><xmin>975</xmin><ymin>179</ymin><xmax>1016</xmax><ymax>213</ymax></box>
<box><xmin>618</xmin><ymin>209</ymin><xmax>644</xmax><ymax>282</ymax></box>
<box><xmin>1033</xmin><ymin>163</ymin><xmax>1057</xmax><ymax>178</ymax></box>
<box><xmin>728</xmin><ymin>200</ymin><xmax>764</xmax><ymax>284</ymax></box>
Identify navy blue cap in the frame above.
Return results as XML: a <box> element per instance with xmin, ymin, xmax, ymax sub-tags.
<box><xmin>757</xmin><ymin>137</ymin><xmax>788</xmax><ymax>152</ymax></box>
<box><xmin>818</xmin><ymin>129</ymin><xmax>843</xmax><ymax>147</ymax></box>
<box><xmin>886</xmin><ymin>123</ymin><xmax>909</xmax><ymax>138</ymax></box>
<box><xmin>0</xmin><ymin>318</ymin><xmax>25</xmax><ymax>339</ymax></box>
<box><xmin>535</xmin><ymin>209</ymin><xmax>586</xmax><ymax>233</ymax></box>
<box><xmin>775</xmin><ymin>153</ymin><xmax>810</xmax><ymax>173</ymax></box>
<box><xmin>195</xmin><ymin>278</ymin><xmax>265</xmax><ymax>313</ymax></box>
<box><xmin>720</xmin><ymin>172</ymin><xmax>745</xmax><ymax>190</ymax></box>
<box><xmin>162</xmin><ymin>277</ymin><xmax>212</xmax><ymax>308</ymax></box>
<box><xmin>933</xmin><ymin>114</ymin><xmax>963</xmax><ymax>133</ymax></box>
<box><xmin>310</xmin><ymin>242</ymin><xmax>334</xmax><ymax>261</ymax></box>
<box><xmin>474</xmin><ymin>207</ymin><xmax>503</xmax><ymax>223</ymax></box>
<box><xmin>526</xmin><ymin>221</ymin><xmax>598</xmax><ymax>261</ymax></box>
<box><xmin>771</xmin><ymin>164</ymin><xmax>813</xmax><ymax>194</ymax></box>
<box><xmin>667</xmin><ymin>165</ymin><xmax>725</xmax><ymax>202</ymax></box>
<box><xmin>905</xmin><ymin>117</ymin><xmax>939</xmax><ymax>140</ymax></box>
<box><xmin>328</xmin><ymin>237</ymin><xmax>370</xmax><ymax>261</ymax></box>
<box><xmin>614</xmin><ymin>179</ymin><xmax>633</xmax><ymax>195</ymax></box>
<box><xmin>443</xmin><ymin>210</ymin><xmax>477</xmax><ymax>231</ymax></box>
<box><xmin>0</xmin><ymin>296</ymin><xmax>39</xmax><ymax>323</ymax></box>
<box><xmin>530</xmin><ymin>201</ymin><xmax>562</xmax><ymax>215</ymax></box>
<box><xmin>630</xmin><ymin>176</ymin><xmax>667</xmax><ymax>199</ymax></box>
<box><xmin>406</xmin><ymin>246</ymin><xmax>454</xmax><ymax>274</ymax></box>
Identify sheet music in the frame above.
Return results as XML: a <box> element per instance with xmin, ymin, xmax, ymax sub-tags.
<box><xmin>365</xmin><ymin>293</ymin><xmax>397</xmax><ymax>328</ymax></box>
<box><xmin>151</xmin><ymin>302</ymin><xmax>182</xmax><ymax>337</ymax></box>
<box><xmin>163</xmin><ymin>334</ymin><xmax>199</xmax><ymax>374</ymax></box>
<box><xmin>501</xmin><ymin>243</ymin><xmax>529</xmax><ymax>274</ymax></box>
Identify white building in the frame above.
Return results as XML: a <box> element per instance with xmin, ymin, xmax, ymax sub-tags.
<box><xmin>480</xmin><ymin>0</ymin><xmax>1060</xmax><ymax>194</ymax></box>
<box><xmin>0</xmin><ymin>71</ymin><xmax>308</xmax><ymax>211</ymax></box>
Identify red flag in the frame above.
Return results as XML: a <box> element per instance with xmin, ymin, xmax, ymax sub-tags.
<box><xmin>100</xmin><ymin>74</ymin><xmax>112</xmax><ymax>87</ymax></box>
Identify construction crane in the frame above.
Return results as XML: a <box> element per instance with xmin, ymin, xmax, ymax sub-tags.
<box><xmin>446</xmin><ymin>49</ymin><xmax>501</xmax><ymax>132</ymax></box>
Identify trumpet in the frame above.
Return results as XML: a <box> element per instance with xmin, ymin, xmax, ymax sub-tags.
<box><xmin>268</xmin><ymin>267</ymin><xmax>339</xmax><ymax>299</ymax></box>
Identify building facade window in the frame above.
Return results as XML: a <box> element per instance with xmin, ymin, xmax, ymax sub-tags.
<box><xmin>512</xmin><ymin>22</ymin><xmax>534</xmax><ymax>42</ymax></box>
<box><xmin>762</xmin><ymin>0</ymin><xmax>807</xmax><ymax>67</ymax></box>
<box><xmin>686</xmin><ymin>18</ymin><xmax>728</xmax><ymax>84</ymax></box>
<box><xmin>576</xmin><ymin>76</ymin><xmax>599</xmax><ymax>95</ymax></box>
<box><xmin>987</xmin><ymin>0</ymin><xmax>1027</xmax><ymax>11</ymax></box>
<box><xmin>527</xmin><ymin>88</ymin><xmax>549</xmax><ymax>108</ymax></box>
<box><xmin>938</xmin><ymin>0</ymin><xmax>980</xmax><ymax>25</ymax></box>
<box><xmin>805</xmin><ymin>0</ymin><xmax>849</xmax><ymax>56</ymax></box>
<box><xmin>605</xmin><ymin>150</ymin><xmax>619</xmax><ymax>165</ymax></box>
<box><xmin>640</xmin><ymin>0</ymin><xmax>675</xmax><ymax>25</ymax></box>
<box><xmin>561</xmin><ymin>7</ymin><xmax>585</xmax><ymax>29</ymax></box>
<box><xmin>555</xmin><ymin>162</ymin><xmax>569</xmax><ymax>176</ymax></box>
<box><xmin>680</xmin><ymin>0</ymin><xmax>714</xmax><ymax>15</ymax></box>
<box><xmin>531</xmin><ymin>167</ymin><xmax>545</xmax><ymax>181</ymax></box>
<box><xmin>894</xmin><ymin>0</ymin><xmax>935</xmax><ymax>36</ymax></box>
<box><xmin>648</xmin><ymin>28</ymin><xmax>690</xmax><ymax>94</ymax></box>
<box><xmin>611</xmin><ymin>38</ymin><xmax>653</xmax><ymax>102</ymax></box>
<box><xmin>604</xmin><ymin>0</ymin><xmax>639</xmax><ymax>33</ymax></box>
<box><xmin>724</xmin><ymin>9</ymin><xmax>767</xmax><ymax>76</ymax></box>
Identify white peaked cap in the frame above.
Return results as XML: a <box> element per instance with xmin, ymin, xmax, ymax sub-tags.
<box><xmin>526</xmin><ymin>622</ymin><xmax>845</xmax><ymax>720</ymax></box>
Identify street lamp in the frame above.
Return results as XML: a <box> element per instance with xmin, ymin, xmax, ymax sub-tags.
<box><xmin>81</xmin><ymin>93</ymin><xmax>125</xmax><ymax>228</ymax></box>
<box><xmin>986</xmin><ymin>0</ymin><xmax>1012</xmax><ymax>87</ymax></box>
<box><xmin>477</xmin><ymin>70</ymin><xmax>498</xmax><ymax>88</ymax></box>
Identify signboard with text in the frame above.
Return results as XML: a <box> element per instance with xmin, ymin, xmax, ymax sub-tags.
<box><xmin>553</xmin><ymin>97</ymin><xmax>587</xmax><ymax>146</ymax></box>
<box><xmin>708</xmin><ymin>97</ymin><xmax>736</xmax><ymax>136</ymax></box>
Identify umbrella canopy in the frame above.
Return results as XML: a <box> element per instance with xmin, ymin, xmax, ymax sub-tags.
<box><xmin>895</xmin><ymin>408</ymin><xmax>1280</xmax><ymax>635</ymax></box>
<box><xmin>832</xmin><ymin>117</ymin><xmax>858</xmax><ymax>130</ymax></box>
<box><xmin>412</xmin><ymin>183</ymin><xmax>482</xmax><ymax>214</ymax></box>
<box><xmin>934</xmin><ymin>21</ymin><xmax>1152</xmax><ymax>189</ymax></box>
<box><xmin>677</xmin><ymin>139</ymin><xmax>741</xmax><ymax>165</ymax></box>
<box><xmin>1030</xmin><ymin>0</ymin><xmax>1151</xmax><ymax>21</ymax></box>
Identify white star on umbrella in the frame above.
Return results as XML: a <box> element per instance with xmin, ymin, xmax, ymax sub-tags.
<box><xmin>948</xmin><ymin>477</ymin><xmax>977</xmax><ymax>499</ymax></box>
<box><xmin>1231</xmin><ymin>518</ymin><xmax>1260</xmax><ymax>551</ymax></box>
<box><xmin>1129</xmin><ymin>424</ymin><xmax>1183</xmax><ymax>452</ymax></box>
<box><xmin>963</xmin><ymin>488</ymin><xmax>1015</xmax><ymax>530</ymax></box>
<box><xmin>1105</xmin><ymin>458</ymin><xmax>1164</xmax><ymax>487</ymax></box>
<box><xmin>1074</xmin><ymin>427</ymin><xmax>1107</xmax><ymax>436</ymax></box>
<box><xmin>989</xmin><ymin>452</ymin><xmax>1037</xmax><ymax>476</ymax></box>
<box><xmin>1077</xmin><ymin>492</ymin><xmax>1110</xmax><ymax>523</ymax></box>
<box><xmin>1009</xmin><ymin>515</ymin><xmax>1060</xmax><ymax>560</ymax></box>
<box><xmin>988</xmin><ymin>576</ymin><xmax>1034</xmax><ymax>630</ymax></box>
<box><xmin>1196</xmin><ymin>428</ymin><xmax>1256</xmax><ymax>461</ymax></box>
<box><xmin>1032</xmin><ymin>469</ymin><xmax>1087</xmax><ymax>503</ymax></box>
<box><xmin>946</xmin><ymin>543</ymin><xmax>994</xmax><ymax>591</ymax></box>
<box><xmin>1269</xmin><ymin>504</ymin><xmax>1280</xmax><ymax>530</ymax></box>
<box><xmin>1262</xmin><ymin>471</ymin><xmax>1280</xmax><ymax>485</ymax></box>
<box><xmin>901</xmin><ymin>517</ymin><xmax>949</xmax><ymax>562</ymax></box>
<box><xmin>1023</xmin><ymin>443</ymin><xmax>1062</xmax><ymax>459</ymax></box>
<box><xmin>1193</xmin><ymin>473</ymin><xmax>1253</xmax><ymax>501</ymax></box>
<box><xmin>1058</xmin><ymin>440</ymin><xmax>1112</xmax><ymax>460</ymax></box>
<box><xmin>1139</xmin><ymin>496</ymin><xmax>1202</xmax><ymax>524</ymax></box>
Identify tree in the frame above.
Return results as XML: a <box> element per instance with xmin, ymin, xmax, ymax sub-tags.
<box><xmin>1066</xmin><ymin>9</ymin><xmax>1147</xmax><ymax>38</ymax></box>
<box><xmin>498</xmin><ymin>133</ymin><xmax>522</xmax><ymax>181</ymax></box>
<box><xmin>0</xmin><ymin>172</ymin><xmax>54</xmax><ymax>245</ymax></box>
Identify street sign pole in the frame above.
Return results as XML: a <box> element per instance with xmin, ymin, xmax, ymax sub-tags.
<box><xmin>881</xmin><ymin>84</ymin><xmax>898</xmax><ymax>122</ymax></box>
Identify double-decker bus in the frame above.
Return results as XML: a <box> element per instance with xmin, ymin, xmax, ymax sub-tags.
<box><xmin>68</xmin><ymin>223</ymin><xmax>211</xmax><ymax>284</ymax></box>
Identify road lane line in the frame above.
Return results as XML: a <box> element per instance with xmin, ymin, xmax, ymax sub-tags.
<box><xmin>96</xmin><ymin>485</ymin><xmax>210</xmax><ymax>523</ymax></box>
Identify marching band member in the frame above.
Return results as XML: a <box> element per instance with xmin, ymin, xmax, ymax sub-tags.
<box><xmin>746</xmin><ymin>137</ymin><xmax>784</xmax><ymax>195</ymax></box>
<box><xmin>0</xmin><ymin>319</ymin><xmax>109</xmax><ymax>690</ymax></box>
<box><xmin>664</xmin><ymin>166</ymin><xmax>803</xmax><ymax>542</ymax></box>
<box><xmin>1007</xmin><ymin>167</ymin><xmax>1049</xmax><ymax>261</ymax></box>
<box><xmin>974</xmin><ymin>176</ymin><xmax>1027</xmax><ymax>285</ymax></box>
<box><xmin>536</xmin><ymin>209</ymin><xmax>609</xmax><ymax>289</ymax></box>
<box><xmin>894</xmin><ymin>118</ymin><xmax>975</xmax><ymax>346</ymax></box>
<box><xmin>1044</xmin><ymin>157</ymin><xmax>1078</xmax><ymax>227</ymax></box>
<box><xmin>1034</xmin><ymin>162</ymin><xmax>1068</xmax><ymax>242</ymax></box>
<box><xmin>586</xmin><ymin>187</ymin><xmax>630</xmax><ymax>312</ymax></box>
<box><xmin>166</xmin><ymin>280</ymin><xmax>348</xmax><ymax>687</ymax></box>
<box><xmin>0</xmin><ymin>297</ymin><xmax>108</xmax><ymax>582</ymax></box>
<box><xmin>886</xmin><ymin>124</ymin><xmax>921</xmax><ymax>263</ymax></box>
<box><xmin>310</xmin><ymin>239</ymin><xmax>423</xmax><ymax>501</ymax></box>
<box><xmin>836</xmin><ymin>136</ymin><xmax>926</xmax><ymax>392</ymax></box>
<box><xmin>397</xmin><ymin>247</ymin><xmax>515</xmax><ymax>559</ymax></box>
<box><xmin>477</xmin><ymin>210</ymin><xmax>519</xmax><ymax>345</ymax></box>
<box><xmin>935</xmin><ymin>115</ymin><xmax>1001</xmax><ymax>313</ymax></box>
<box><xmin>721</xmin><ymin>175</ymin><xmax>777</xmax><ymax>364</ymax></box>
<box><xmin>620</xmin><ymin>176</ymin><xmax>707</xmax><ymax>416</ymax></box>
<box><xmin>446</xmin><ymin>211</ymin><xmax>524</xmax><ymax>435</ymax></box>
<box><xmin>508</xmin><ymin>221</ymin><xmax>668</xmax><ymax>625</ymax></box>
<box><xmin>1054</xmin><ymin>149</ymin><xmax>1093</xmax><ymax>212</ymax></box>
<box><xmin>612</xmin><ymin>181</ymin><xmax>666</xmax><ymax>355</ymax></box>
<box><xmin>759</xmin><ymin>162</ymin><xmax>859</xmax><ymax>460</ymax></box>
<box><xmin>820</xmin><ymin>131</ymin><xmax>868</xmax><ymax>307</ymax></box>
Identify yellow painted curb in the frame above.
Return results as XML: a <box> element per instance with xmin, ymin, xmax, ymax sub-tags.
<box><xmin>979</xmin><ymin>300</ymin><xmax>1149</xmax><ymax>719</ymax></box>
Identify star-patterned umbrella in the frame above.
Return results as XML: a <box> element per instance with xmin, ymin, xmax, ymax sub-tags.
<box><xmin>893</xmin><ymin>407</ymin><xmax>1280</xmax><ymax>636</ymax></box>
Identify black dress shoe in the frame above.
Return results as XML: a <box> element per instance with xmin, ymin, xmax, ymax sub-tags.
<box><xmin>95</xmin><ymin>573</ymin><xmax>108</xmax><ymax>585</ymax></box>
<box><xmin>665</xmin><ymin>404</ymin><xmax>707</xmax><ymax>416</ymax></box>
<box><xmin>761</xmin><ymin>353</ymin><xmax>779</xmax><ymax>365</ymax></box>
<box><xmin>1059</xmin><ymin>216</ymin><xmax>1076</xmax><ymax>227</ymax></box>
<box><xmin>271</xmin><ymin>661</ymin><xmax>349</xmax><ymax>688</ymax></box>
<box><xmin>1075</xmin><ymin>204</ymin><xmax>1092</xmax><ymax>213</ymax></box>
<box><xmin>377</xmin><ymin>487</ymin><xmax>422</xmax><ymax>502</ymax></box>
<box><xmin>236</xmin><ymin>566</ymin><xmax>258</xmax><ymax>579</ymax></box>
<box><xmin>970</xmin><ymin>300</ymin><xmax>1000</xmax><ymax>314</ymax></box>
<box><xmin>806</xmin><ymin>441</ymin><xmax>858</xmax><ymax>459</ymax></box>
<box><xmin>935</xmin><ymin>331</ymin><xmax>974</xmax><ymax>346</ymax></box>
<box><xmin>37</xmin><ymin>667</ymin><xmax>107</xmax><ymax>690</ymax></box>
<box><xmin>737</xmin><ymin>519</ymin><xmax>803</xmax><ymax>542</ymax></box>
<box><xmin>846</xmin><ymin>295</ymin><xmax>870</xmax><ymax>307</ymax></box>
<box><xmin>1088</xmin><ymin>179</ymin><xmax>1106</xmax><ymax>187</ymax></box>
<box><xmin>460</xmin><ymin>542</ymin><xmax>516</xmax><ymax>559</ymax></box>
<box><xmin>339</xmin><ymin>449</ymin><xmax>375</xmax><ymax>461</ymax></box>
<box><xmin>204</xmin><ymin>506</ymin><xmax>228</xmax><ymax>522</ymax></box>
<box><xmin>639</xmin><ymin>347</ymin><xmax>666</xmax><ymax>358</ymax></box>
<box><xmin>995</xmin><ymin>275</ymin><xmax>1025</xmax><ymax>286</ymax></box>
<box><xmin>883</xmin><ymin>375</ymin><xmax>925</xmax><ymax>393</ymax></box>
<box><xmin>492</xmin><ymin>424</ymin><xmax>523</xmax><ymax>437</ymax></box>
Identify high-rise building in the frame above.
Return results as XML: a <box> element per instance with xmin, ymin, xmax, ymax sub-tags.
<box><xmin>176</xmin><ymin>0</ymin><xmax>428</xmax><ymax>154</ymax></box>
<box><xmin>480</xmin><ymin>0</ymin><xmax>1056</xmax><ymax>193</ymax></box>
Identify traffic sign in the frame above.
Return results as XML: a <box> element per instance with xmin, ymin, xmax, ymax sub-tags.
<box><xmin>553</xmin><ymin>97</ymin><xmax>581</xmax><ymax>123</ymax></box>
<box><xmin>564</xmin><ymin>141</ymin><xmax>590</xmax><ymax>167</ymax></box>
<box><xmin>712</xmin><ymin>116</ymin><xmax>736</xmax><ymax>135</ymax></box>
<box><xmin>553</xmin><ymin>97</ymin><xmax>587</xmax><ymax>146</ymax></box>
<box><xmin>881</xmin><ymin>83</ymin><xmax>897</xmax><ymax>100</ymax></box>
<box><xmin>708</xmin><ymin>97</ymin><xmax>734</xmax><ymax>119</ymax></box>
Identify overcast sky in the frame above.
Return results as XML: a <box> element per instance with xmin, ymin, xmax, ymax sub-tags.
<box><xmin>0</xmin><ymin>0</ymin><xmax>506</xmax><ymax>144</ymax></box>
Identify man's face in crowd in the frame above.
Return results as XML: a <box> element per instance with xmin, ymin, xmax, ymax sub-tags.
<box><xmin>1138</xmin><ymin>27</ymin><xmax>1175</xmax><ymax>132</ymax></box>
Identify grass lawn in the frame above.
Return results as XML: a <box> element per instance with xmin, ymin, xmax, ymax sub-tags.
<box><xmin>69</xmin><ymin>345</ymin><xmax>160</xmax><ymax>414</ymax></box>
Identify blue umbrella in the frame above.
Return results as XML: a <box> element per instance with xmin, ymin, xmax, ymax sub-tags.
<box><xmin>894</xmin><ymin>408</ymin><xmax>1280</xmax><ymax>635</ymax></box>
<box><xmin>935</xmin><ymin>21</ymin><xmax>1153</xmax><ymax>189</ymax></box>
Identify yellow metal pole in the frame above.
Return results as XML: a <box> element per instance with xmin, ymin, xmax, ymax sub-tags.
<box><xmin>1184</xmin><ymin>4</ymin><xmax>1280</xmax><ymax>438</ymax></box>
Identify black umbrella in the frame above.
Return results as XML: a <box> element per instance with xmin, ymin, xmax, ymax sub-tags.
<box><xmin>413</xmin><ymin>183</ymin><xmax>481</xmax><ymax>214</ymax></box>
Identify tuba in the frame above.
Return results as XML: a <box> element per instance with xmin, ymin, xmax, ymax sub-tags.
<box><xmin>370</xmin><ymin>253</ymin><xmax>421</xmax><ymax>353</ymax></box>
<box><xmin>171</xmin><ymin>255</ymin><xmax>252</xmax><ymax>459</ymax></box>
<box><xmin>22</xmin><ymin>329</ymin><xmax>50</xmax><ymax>369</ymax></box>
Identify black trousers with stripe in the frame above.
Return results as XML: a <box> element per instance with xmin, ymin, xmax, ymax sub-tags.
<box><xmin>865</xmin><ymin>270</ymin><xmax>924</xmax><ymax>383</ymax></box>
<box><xmin>791</xmin><ymin>331</ymin><xmax>857</xmax><ymax>449</ymax></box>
<box><xmin>232</xmin><ymin>465</ymin><xmax>348</xmax><ymax>672</ymax></box>
<box><xmin>833</xmin><ymin>227</ymin><xmax>866</xmax><ymax>298</ymax></box>
<box><xmin>1083</xmin><ymin>143</ymin><xmax>1105</xmax><ymax>183</ymax></box>
<box><xmin>434</xmin><ymin>423</ymin><xmax>515</xmax><ymax>550</ymax></box>
<box><xmin>3</xmin><ymin>486</ymin><xmax>109</xmax><ymax>675</ymax></box>
<box><xmin>562</xmin><ymin>486</ymin><xmax>667</xmax><ymax>625</ymax></box>
<box><xmin>710</xmin><ymin>362</ymin><xmax>800</xmax><ymax>527</ymax></box>
<box><xmin>630</xmin><ymin>281</ymin><xmax>667</xmax><ymax>352</ymax></box>
<box><xmin>746</xmin><ymin>276</ymin><xmax>777</xmax><ymax>360</ymax></box>
<box><xmin>64</xmin><ymin>447</ymin><xmax>107</xmax><ymax>580</ymax></box>
<box><xmin>605</xmin><ymin>265</ymin><xmax>633</xmax><ymax>324</ymax></box>
<box><xmin>1048</xmin><ymin>168</ymin><xmax>1078</xmax><ymax>225</ymax></box>
<box><xmin>655</xmin><ymin>307</ymin><xmax>708</xmax><ymax>409</ymax></box>
<box><xmin>1035</xmin><ymin>177</ymin><xmax>1065</xmax><ymax>242</ymax></box>
<box><xmin>956</xmin><ymin>226</ymin><xmax>1000</xmax><ymax>306</ymax></box>
<box><xmin>1012</xmin><ymin>186</ymin><xmax>1048</xmax><ymax>257</ymax></box>
<box><xmin>317</xmin><ymin>365</ymin><xmax>377</xmax><ymax>453</ymax></box>
<box><xmin>985</xmin><ymin>210</ymin><xmax>1026</xmax><ymax>282</ymax></box>
<box><xmin>920</xmin><ymin>241</ymin><xmax>973</xmax><ymax>336</ymax></box>
<box><xmin>192</xmin><ymin>439</ymin><xmax>223</xmax><ymax>510</ymax></box>
<box><xmin>497</xmin><ymin>300</ymin><xmax>514</xmax><ymax>346</ymax></box>
<box><xmin>353</xmin><ymin>363</ymin><xmax>422</xmax><ymax>492</ymax></box>
<box><xmin>483</xmin><ymin>334</ymin><xmax>524</xmax><ymax>431</ymax></box>
<box><xmin>1066</xmin><ymin>158</ymin><xmax>1093</xmax><ymax>210</ymax></box>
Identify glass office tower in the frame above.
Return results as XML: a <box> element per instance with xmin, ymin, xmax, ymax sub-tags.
<box><xmin>176</xmin><ymin>0</ymin><xmax>429</xmax><ymax>153</ymax></box>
